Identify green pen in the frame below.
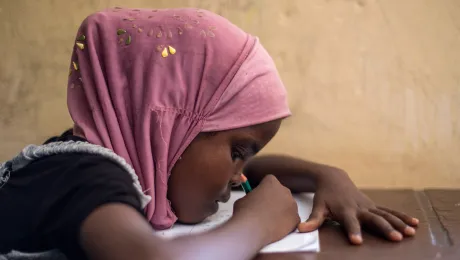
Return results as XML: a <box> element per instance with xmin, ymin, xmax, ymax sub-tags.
<box><xmin>240</xmin><ymin>174</ymin><xmax>252</xmax><ymax>194</ymax></box>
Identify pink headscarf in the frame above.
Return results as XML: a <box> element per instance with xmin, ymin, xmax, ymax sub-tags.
<box><xmin>67</xmin><ymin>8</ymin><xmax>291</xmax><ymax>229</ymax></box>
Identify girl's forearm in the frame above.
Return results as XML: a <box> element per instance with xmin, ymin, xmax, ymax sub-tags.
<box><xmin>244</xmin><ymin>155</ymin><xmax>342</xmax><ymax>193</ymax></box>
<box><xmin>81</xmin><ymin>204</ymin><xmax>267</xmax><ymax>260</ymax></box>
<box><xmin>169</xmin><ymin>214</ymin><xmax>267</xmax><ymax>260</ymax></box>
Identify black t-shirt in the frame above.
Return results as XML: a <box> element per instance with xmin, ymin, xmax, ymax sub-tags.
<box><xmin>0</xmin><ymin>135</ymin><xmax>143</xmax><ymax>259</ymax></box>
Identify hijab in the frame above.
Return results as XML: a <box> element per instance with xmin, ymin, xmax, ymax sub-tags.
<box><xmin>67</xmin><ymin>7</ymin><xmax>291</xmax><ymax>229</ymax></box>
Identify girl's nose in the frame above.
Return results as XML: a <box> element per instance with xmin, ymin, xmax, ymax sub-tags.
<box><xmin>230</xmin><ymin>173</ymin><xmax>243</xmax><ymax>187</ymax></box>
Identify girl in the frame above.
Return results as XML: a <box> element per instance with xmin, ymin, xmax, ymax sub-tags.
<box><xmin>0</xmin><ymin>8</ymin><xmax>418</xmax><ymax>260</ymax></box>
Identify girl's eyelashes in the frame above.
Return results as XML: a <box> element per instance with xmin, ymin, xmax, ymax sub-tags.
<box><xmin>231</xmin><ymin>145</ymin><xmax>250</xmax><ymax>161</ymax></box>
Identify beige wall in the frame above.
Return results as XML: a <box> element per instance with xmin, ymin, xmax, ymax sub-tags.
<box><xmin>1</xmin><ymin>0</ymin><xmax>459</xmax><ymax>188</ymax></box>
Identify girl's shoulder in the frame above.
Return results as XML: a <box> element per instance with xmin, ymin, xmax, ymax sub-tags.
<box><xmin>1</xmin><ymin>129</ymin><xmax>149</xmax><ymax>210</ymax></box>
<box><xmin>23</xmin><ymin>129</ymin><xmax>131</xmax><ymax>179</ymax></box>
<box><xmin>0</xmin><ymin>136</ymin><xmax>144</xmax><ymax>259</ymax></box>
<box><xmin>25</xmin><ymin>130</ymin><xmax>128</xmax><ymax>178</ymax></box>
<box><xmin>14</xmin><ymin>148</ymin><xmax>134</xmax><ymax>190</ymax></box>
<box><xmin>6</xmin><ymin>129</ymin><xmax>134</xmax><ymax>190</ymax></box>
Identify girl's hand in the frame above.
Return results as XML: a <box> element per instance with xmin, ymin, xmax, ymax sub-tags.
<box><xmin>297</xmin><ymin>168</ymin><xmax>419</xmax><ymax>245</ymax></box>
<box><xmin>233</xmin><ymin>175</ymin><xmax>300</xmax><ymax>245</ymax></box>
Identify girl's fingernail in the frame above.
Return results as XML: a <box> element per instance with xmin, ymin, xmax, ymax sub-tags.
<box><xmin>404</xmin><ymin>226</ymin><xmax>416</xmax><ymax>236</ymax></box>
<box><xmin>297</xmin><ymin>222</ymin><xmax>312</xmax><ymax>231</ymax></box>
<box><xmin>390</xmin><ymin>231</ymin><xmax>403</xmax><ymax>241</ymax></box>
<box><xmin>412</xmin><ymin>218</ymin><xmax>419</xmax><ymax>225</ymax></box>
<box><xmin>351</xmin><ymin>234</ymin><xmax>363</xmax><ymax>244</ymax></box>
<box><xmin>298</xmin><ymin>222</ymin><xmax>307</xmax><ymax>228</ymax></box>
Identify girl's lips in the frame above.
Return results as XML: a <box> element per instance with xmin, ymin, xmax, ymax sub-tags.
<box><xmin>210</xmin><ymin>201</ymin><xmax>219</xmax><ymax>214</ymax></box>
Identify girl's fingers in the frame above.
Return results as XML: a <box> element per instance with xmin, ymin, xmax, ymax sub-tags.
<box><xmin>370</xmin><ymin>208</ymin><xmax>416</xmax><ymax>236</ymax></box>
<box><xmin>360</xmin><ymin>211</ymin><xmax>403</xmax><ymax>242</ymax></box>
<box><xmin>298</xmin><ymin>201</ymin><xmax>327</xmax><ymax>233</ymax></box>
<box><xmin>340</xmin><ymin>211</ymin><xmax>363</xmax><ymax>245</ymax></box>
<box><xmin>377</xmin><ymin>206</ymin><xmax>419</xmax><ymax>226</ymax></box>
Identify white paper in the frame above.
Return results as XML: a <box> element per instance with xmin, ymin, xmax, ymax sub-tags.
<box><xmin>156</xmin><ymin>191</ymin><xmax>320</xmax><ymax>253</ymax></box>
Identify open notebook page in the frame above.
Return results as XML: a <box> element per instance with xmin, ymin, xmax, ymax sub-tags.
<box><xmin>156</xmin><ymin>191</ymin><xmax>320</xmax><ymax>253</ymax></box>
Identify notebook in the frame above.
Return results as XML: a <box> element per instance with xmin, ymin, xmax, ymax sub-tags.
<box><xmin>156</xmin><ymin>191</ymin><xmax>320</xmax><ymax>253</ymax></box>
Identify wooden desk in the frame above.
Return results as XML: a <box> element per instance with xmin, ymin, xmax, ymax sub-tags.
<box><xmin>256</xmin><ymin>190</ymin><xmax>460</xmax><ymax>260</ymax></box>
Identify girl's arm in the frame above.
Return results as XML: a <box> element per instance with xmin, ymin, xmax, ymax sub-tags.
<box><xmin>244</xmin><ymin>154</ymin><xmax>333</xmax><ymax>193</ymax></box>
<box><xmin>243</xmin><ymin>155</ymin><xmax>419</xmax><ymax>245</ymax></box>
<box><xmin>80</xmin><ymin>175</ymin><xmax>300</xmax><ymax>260</ymax></box>
<box><xmin>80</xmin><ymin>204</ymin><xmax>266</xmax><ymax>260</ymax></box>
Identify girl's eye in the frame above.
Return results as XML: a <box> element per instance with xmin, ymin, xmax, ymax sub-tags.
<box><xmin>231</xmin><ymin>150</ymin><xmax>243</xmax><ymax>161</ymax></box>
<box><xmin>231</xmin><ymin>145</ymin><xmax>249</xmax><ymax>161</ymax></box>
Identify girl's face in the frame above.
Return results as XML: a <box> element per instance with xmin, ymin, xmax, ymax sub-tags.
<box><xmin>167</xmin><ymin>119</ymin><xmax>282</xmax><ymax>223</ymax></box>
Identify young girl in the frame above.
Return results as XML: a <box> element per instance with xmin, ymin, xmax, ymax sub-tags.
<box><xmin>0</xmin><ymin>8</ymin><xmax>418</xmax><ymax>260</ymax></box>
